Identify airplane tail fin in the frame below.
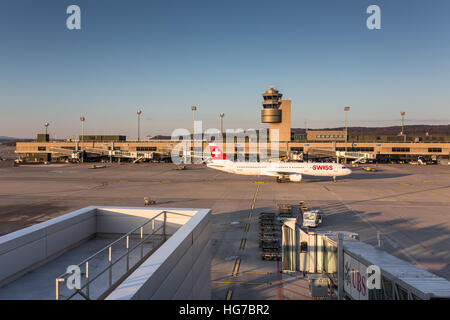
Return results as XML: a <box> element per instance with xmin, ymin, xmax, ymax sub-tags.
<box><xmin>208</xmin><ymin>144</ymin><xmax>227</xmax><ymax>161</ymax></box>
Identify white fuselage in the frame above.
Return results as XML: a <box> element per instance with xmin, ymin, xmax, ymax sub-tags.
<box><xmin>207</xmin><ymin>160</ymin><xmax>352</xmax><ymax>178</ymax></box>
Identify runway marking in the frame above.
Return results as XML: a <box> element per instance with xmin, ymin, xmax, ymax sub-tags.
<box><xmin>248</xmin><ymin>184</ymin><xmax>260</xmax><ymax>219</ymax></box>
<box><xmin>239</xmin><ymin>238</ymin><xmax>246</xmax><ymax>250</ymax></box>
<box><xmin>281</xmin><ymin>286</ymin><xmax>314</xmax><ymax>300</ymax></box>
<box><xmin>206</xmin><ymin>172</ymin><xmax>222</xmax><ymax>182</ymax></box>
<box><xmin>212</xmin><ymin>270</ymin><xmax>272</xmax><ymax>275</ymax></box>
<box><xmin>226</xmin><ymin>290</ymin><xmax>233</xmax><ymax>300</ymax></box>
<box><xmin>277</xmin><ymin>261</ymin><xmax>283</xmax><ymax>300</ymax></box>
<box><xmin>212</xmin><ymin>280</ymin><xmax>272</xmax><ymax>285</ymax></box>
<box><xmin>254</xmin><ymin>181</ymin><xmax>264</xmax><ymax>184</ymax></box>
<box><xmin>399</xmin><ymin>182</ymin><xmax>411</xmax><ymax>186</ymax></box>
<box><xmin>279</xmin><ymin>278</ymin><xmax>310</xmax><ymax>290</ymax></box>
<box><xmin>226</xmin><ymin>183</ymin><xmax>261</xmax><ymax>294</ymax></box>
<box><xmin>232</xmin><ymin>258</ymin><xmax>241</xmax><ymax>277</ymax></box>
<box><xmin>423</xmin><ymin>180</ymin><xmax>434</xmax><ymax>184</ymax></box>
<box><xmin>239</xmin><ymin>271</ymin><xmax>272</xmax><ymax>275</ymax></box>
<box><xmin>119</xmin><ymin>179</ymin><xmax>128</xmax><ymax>182</ymax></box>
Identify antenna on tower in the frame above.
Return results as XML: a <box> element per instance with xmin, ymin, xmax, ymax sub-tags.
<box><xmin>268</xmin><ymin>84</ymin><xmax>280</xmax><ymax>90</ymax></box>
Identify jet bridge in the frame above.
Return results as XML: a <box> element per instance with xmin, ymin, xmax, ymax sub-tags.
<box><xmin>336</xmin><ymin>151</ymin><xmax>377</xmax><ymax>164</ymax></box>
<box><xmin>49</xmin><ymin>147</ymin><xmax>81</xmax><ymax>160</ymax></box>
<box><xmin>83</xmin><ymin>147</ymin><xmax>171</xmax><ymax>162</ymax></box>
<box><xmin>307</xmin><ymin>148</ymin><xmax>376</xmax><ymax>164</ymax></box>
<box><xmin>281</xmin><ymin>221</ymin><xmax>450</xmax><ymax>300</ymax></box>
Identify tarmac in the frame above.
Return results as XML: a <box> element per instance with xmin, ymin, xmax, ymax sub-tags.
<box><xmin>0</xmin><ymin>161</ymin><xmax>449</xmax><ymax>299</ymax></box>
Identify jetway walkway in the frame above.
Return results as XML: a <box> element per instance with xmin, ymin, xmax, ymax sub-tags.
<box><xmin>84</xmin><ymin>147</ymin><xmax>158</xmax><ymax>161</ymax></box>
<box><xmin>48</xmin><ymin>146</ymin><xmax>171</xmax><ymax>162</ymax></box>
<box><xmin>307</xmin><ymin>148</ymin><xmax>376</xmax><ymax>164</ymax></box>
<box><xmin>49</xmin><ymin>147</ymin><xmax>81</xmax><ymax>160</ymax></box>
<box><xmin>307</xmin><ymin>148</ymin><xmax>337</xmax><ymax>158</ymax></box>
<box><xmin>336</xmin><ymin>151</ymin><xmax>377</xmax><ymax>164</ymax></box>
<box><xmin>281</xmin><ymin>220</ymin><xmax>450</xmax><ymax>300</ymax></box>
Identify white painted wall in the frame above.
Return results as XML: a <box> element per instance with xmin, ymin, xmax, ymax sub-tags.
<box><xmin>105</xmin><ymin>208</ymin><xmax>211</xmax><ymax>300</ymax></box>
<box><xmin>0</xmin><ymin>206</ymin><xmax>211</xmax><ymax>300</ymax></box>
<box><xmin>96</xmin><ymin>207</ymin><xmax>194</xmax><ymax>236</ymax></box>
<box><xmin>0</xmin><ymin>206</ymin><xmax>97</xmax><ymax>286</ymax></box>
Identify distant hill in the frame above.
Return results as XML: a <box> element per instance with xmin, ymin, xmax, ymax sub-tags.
<box><xmin>0</xmin><ymin>137</ymin><xmax>34</xmax><ymax>146</ymax></box>
<box><xmin>0</xmin><ymin>136</ymin><xmax>18</xmax><ymax>141</ymax></box>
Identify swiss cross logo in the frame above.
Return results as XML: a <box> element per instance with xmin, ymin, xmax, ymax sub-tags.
<box><xmin>212</xmin><ymin>148</ymin><xmax>221</xmax><ymax>158</ymax></box>
<box><xmin>209</xmin><ymin>146</ymin><xmax>226</xmax><ymax>160</ymax></box>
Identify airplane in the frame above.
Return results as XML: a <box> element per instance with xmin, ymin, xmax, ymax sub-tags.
<box><xmin>206</xmin><ymin>144</ymin><xmax>352</xmax><ymax>182</ymax></box>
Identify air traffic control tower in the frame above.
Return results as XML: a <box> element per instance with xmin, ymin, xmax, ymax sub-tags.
<box><xmin>261</xmin><ymin>88</ymin><xmax>291</xmax><ymax>142</ymax></box>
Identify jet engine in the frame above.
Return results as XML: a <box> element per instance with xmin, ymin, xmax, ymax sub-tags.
<box><xmin>289</xmin><ymin>174</ymin><xmax>302</xmax><ymax>182</ymax></box>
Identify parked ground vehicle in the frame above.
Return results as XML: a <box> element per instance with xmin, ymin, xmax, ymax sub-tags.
<box><xmin>302</xmin><ymin>209</ymin><xmax>323</xmax><ymax>228</ymax></box>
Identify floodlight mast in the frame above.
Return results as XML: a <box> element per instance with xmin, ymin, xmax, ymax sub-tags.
<box><xmin>344</xmin><ymin>106</ymin><xmax>350</xmax><ymax>155</ymax></box>
<box><xmin>137</xmin><ymin>110</ymin><xmax>142</xmax><ymax>141</ymax></box>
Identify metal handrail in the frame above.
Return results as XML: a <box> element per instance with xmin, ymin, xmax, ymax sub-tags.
<box><xmin>64</xmin><ymin>224</ymin><xmax>165</xmax><ymax>300</ymax></box>
<box><xmin>55</xmin><ymin>210</ymin><xmax>191</xmax><ymax>300</ymax></box>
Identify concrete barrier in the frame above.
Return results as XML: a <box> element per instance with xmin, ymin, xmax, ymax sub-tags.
<box><xmin>106</xmin><ymin>208</ymin><xmax>211</xmax><ymax>300</ymax></box>
<box><xmin>0</xmin><ymin>206</ymin><xmax>211</xmax><ymax>300</ymax></box>
<box><xmin>0</xmin><ymin>206</ymin><xmax>97</xmax><ymax>287</ymax></box>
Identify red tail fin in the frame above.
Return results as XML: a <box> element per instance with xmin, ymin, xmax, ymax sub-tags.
<box><xmin>209</xmin><ymin>145</ymin><xmax>227</xmax><ymax>160</ymax></box>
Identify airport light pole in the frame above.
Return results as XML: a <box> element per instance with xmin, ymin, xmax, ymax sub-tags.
<box><xmin>80</xmin><ymin>117</ymin><xmax>85</xmax><ymax>150</ymax></box>
<box><xmin>400</xmin><ymin>111</ymin><xmax>406</xmax><ymax>142</ymax></box>
<box><xmin>344</xmin><ymin>106</ymin><xmax>350</xmax><ymax>163</ymax></box>
<box><xmin>80</xmin><ymin>116</ymin><xmax>85</xmax><ymax>163</ymax></box>
<box><xmin>137</xmin><ymin>110</ymin><xmax>142</xmax><ymax>142</ymax></box>
<box><xmin>219</xmin><ymin>113</ymin><xmax>225</xmax><ymax>136</ymax></box>
<box><xmin>44</xmin><ymin>122</ymin><xmax>49</xmax><ymax>135</ymax></box>
<box><xmin>191</xmin><ymin>106</ymin><xmax>197</xmax><ymax>140</ymax></box>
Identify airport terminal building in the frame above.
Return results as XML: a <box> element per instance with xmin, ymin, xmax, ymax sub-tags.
<box><xmin>14</xmin><ymin>89</ymin><xmax>450</xmax><ymax>164</ymax></box>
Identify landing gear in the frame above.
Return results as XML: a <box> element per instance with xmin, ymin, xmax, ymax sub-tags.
<box><xmin>276</xmin><ymin>177</ymin><xmax>282</xmax><ymax>183</ymax></box>
<box><xmin>333</xmin><ymin>176</ymin><xmax>337</xmax><ymax>183</ymax></box>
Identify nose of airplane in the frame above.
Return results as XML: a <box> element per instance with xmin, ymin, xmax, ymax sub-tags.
<box><xmin>346</xmin><ymin>168</ymin><xmax>352</xmax><ymax>175</ymax></box>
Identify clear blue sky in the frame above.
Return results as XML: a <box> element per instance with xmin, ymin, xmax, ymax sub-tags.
<box><xmin>1</xmin><ymin>0</ymin><xmax>449</xmax><ymax>138</ymax></box>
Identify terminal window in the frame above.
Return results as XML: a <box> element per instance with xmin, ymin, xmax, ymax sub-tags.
<box><xmin>317</xmin><ymin>135</ymin><xmax>344</xmax><ymax>139</ymax></box>
<box><xmin>392</xmin><ymin>147</ymin><xmax>410</xmax><ymax>152</ymax></box>
<box><xmin>37</xmin><ymin>146</ymin><xmax>46</xmax><ymax>151</ymax></box>
<box><xmin>136</xmin><ymin>147</ymin><xmax>157</xmax><ymax>151</ymax></box>
<box><xmin>336</xmin><ymin>147</ymin><xmax>373</xmax><ymax>152</ymax></box>
<box><xmin>428</xmin><ymin>148</ymin><xmax>442</xmax><ymax>153</ymax></box>
<box><xmin>348</xmin><ymin>147</ymin><xmax>374</xmax><ymax>152</ymax></box>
